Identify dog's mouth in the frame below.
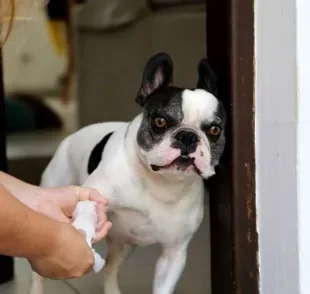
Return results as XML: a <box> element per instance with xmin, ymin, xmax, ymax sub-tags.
<box><xmin>150</xmin><ymin>155</ymin><xmax>201</xmax><ymax>174</ymax></box>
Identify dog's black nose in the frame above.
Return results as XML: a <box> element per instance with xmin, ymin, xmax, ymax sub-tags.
<box><xmin>175</xmin><ymin>130</ymin><xmax>199</xmax><ymax>146</ymax></box>
<box><xmin>174</xmin><ymin>130</ymin><xmax>199</xmax><ymax>155</ymax></box>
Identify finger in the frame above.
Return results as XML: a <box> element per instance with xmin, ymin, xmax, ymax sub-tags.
<box><xmin>41</xmin><ymin>205</ymin><xmax>71</xmax><ymax>224</ymax></box>
<box><xmin>93</xmin><ymin>221</ymin><xmax>112</xmax><ymax>243</ymax></box>
<box><xmin>95</xmin><ymin>211</ymin><xmax>108</xmax><ymax>234</ymax></box>
<box><xmin>88</xmin><ymin>189</ymin><xmax>109</xmax><ymax>206</ymax></box>
<box><xmin>96</xmin><ymin>203</ymin><xmax>107</xmax><ymax>224</ymax></box>
<box><xmin>78</xmin><ymin>229</ymin><xmax>87</xmax><ymax>239</ymax></box>
<box><xmin>75</xmin><ymin>186</ymin><xmax>109</xmax><ymax>206</ymax></box>
<box><xmin>96</xmin><ymin>203</ymin><xmax>102</xmax><ymax>222</ymax></box>
<box><xmin>51</xmin><ymin>213</ymin><xmax>71</xmax><ymax>224</ymax></box>
<box><xmin>93</xmin><ymin>222</ymin><xmax>112</xmax><ymax>243</ymax></box>
<box><xmin>96</xmin><ymin>215</ymin><xmax>108</xmax><ymax>231</ymax></box>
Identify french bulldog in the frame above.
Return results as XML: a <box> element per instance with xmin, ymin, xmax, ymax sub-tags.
<box><xmin>30</xmin><ymin>52</ymin><xmax>226</xmax><ymax>294</ymax></box>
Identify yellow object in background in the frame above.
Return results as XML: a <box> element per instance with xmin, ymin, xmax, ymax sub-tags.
<box><xmin>46</xmin><ymin>21</ymin><xmax>67</xmax><ymax>56</ymax></box>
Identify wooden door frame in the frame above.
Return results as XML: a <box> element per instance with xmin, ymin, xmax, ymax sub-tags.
<box><xmin>206</xmin><ymin>0</ymin><xmax>259</xmax><ymax>293</ymax></box>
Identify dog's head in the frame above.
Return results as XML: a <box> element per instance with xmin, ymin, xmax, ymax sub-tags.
<box><xmin>135</xmin><ymin>53</ymin><xmax>226</xmax><ymax>180</ymax></box>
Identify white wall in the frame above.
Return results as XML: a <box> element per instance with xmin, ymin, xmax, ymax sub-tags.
<box><xmin>255</xmin><ymin>0</ymin><xmax>310</xmax><ymax>293</ymax></box>
<box><xmin>296</xmin><ymin>0</ymin><xmax>310</xmax><ymax>293</ymax></box>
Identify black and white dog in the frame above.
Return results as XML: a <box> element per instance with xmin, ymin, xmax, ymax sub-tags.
<box><xmin>30</xmin><ymin>53</ymin><xmax>226</xmax><ymax>294</ymax></box>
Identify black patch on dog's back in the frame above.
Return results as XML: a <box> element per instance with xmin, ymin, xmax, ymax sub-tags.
<box><xmin>87</xmin><ymin>132</ymin><xmax>113</xmax><ymax>175</ymax></box>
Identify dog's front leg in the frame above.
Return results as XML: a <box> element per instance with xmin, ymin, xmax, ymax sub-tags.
<box><xmin>153</xmin><ymin>242</ymin><xmax>189</xmax><ymax>294</ymax></box>
<box><xmin>83</xmin><ymin>174</ymin><xmax>148</xmax><ymax>217</ymax></box>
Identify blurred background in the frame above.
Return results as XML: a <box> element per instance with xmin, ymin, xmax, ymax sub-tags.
<box><xmin>1</xmin><ymin>0</ymin><xmax>209</xmax><ymax>293</ymax></box>
<box><xmin>3</xmin><ymin>0</ymin><xmax>206</xmax><ymax>185</ymax></box>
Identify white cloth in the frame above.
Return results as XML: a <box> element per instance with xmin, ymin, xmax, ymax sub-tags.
<box><xmin>72</xmin><ymin>201</ymin><xmax>105</xmax><ymax>273</ymax></box>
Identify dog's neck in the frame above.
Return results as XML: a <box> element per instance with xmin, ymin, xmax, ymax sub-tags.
<box><xmin>123</xmin><ymin>114</ymin><xmax>202</xmax><ymax>204</ymax></box>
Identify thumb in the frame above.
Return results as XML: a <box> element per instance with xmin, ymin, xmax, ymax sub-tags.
<box><xmin>42</xmin><ymin>207</ymin><xmax>71</xmax><ymax>224</ymax></box>
<box><xmin>77</xmin><ymin>229</ymin><xmax>87</xmax><ymax>239</ymax></box>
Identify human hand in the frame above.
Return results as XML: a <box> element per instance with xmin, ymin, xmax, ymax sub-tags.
<box><xmin>28</xmin><ymin>222</ymin><xmax>95</xmax><ymax>279</ymax></box>
<box><xmin>0</xmin><ymin>172</ymin><xmax>111</xmax><ymax>243</ymax></box>
<box><xmin>38</xmin><ymin>186</ymin><xmax>112</xmax><ymax>243</ymax></box>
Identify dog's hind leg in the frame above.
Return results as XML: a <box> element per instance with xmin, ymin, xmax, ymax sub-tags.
<box><xmin>102</xmin><ymin>237</ymin><xmax>133</xmax><ymax>294</ymax></box>
<box><xmin>30</xmin><ymin>272</ymin><xmax>44</xmax><ymax>294</ymax></box>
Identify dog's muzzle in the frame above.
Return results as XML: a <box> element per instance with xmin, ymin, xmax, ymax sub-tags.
<box><xmin>171</xmin><ymin>129</ymin><xmax>199</xmax><ymax>155</ymax></box>
<box><xmin>150</xmin><ymin>155</ymin><xmax>195</xmax><ymax>172</ymax></box>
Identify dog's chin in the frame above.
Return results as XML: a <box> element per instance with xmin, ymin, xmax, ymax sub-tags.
<box><xmin>150</xmin><ymin>156</ymin><xmax>201</xmax><ymax>177</ymax></box>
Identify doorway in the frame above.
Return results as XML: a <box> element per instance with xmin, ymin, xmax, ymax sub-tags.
<box><xmin>0</xmin><ymin>0</ymin><xmax>258</xmax><ymax>293</ymax></box>
<box><xmin>206</xmin><ymin>0</ymin><xmax>258</xmax><ymax>293</ymax></box>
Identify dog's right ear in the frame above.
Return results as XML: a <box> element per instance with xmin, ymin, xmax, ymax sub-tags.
<box><xmin>196</xmin><ymin>58</ymin><xmax>218</xmax><ymax>97</ymax></box>
<box><xmin>136</xmin><ymin>53</ymin><xmax>173</xmax><ymax>107</ymax></box>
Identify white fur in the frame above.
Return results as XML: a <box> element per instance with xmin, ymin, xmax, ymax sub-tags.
<box><xmin>30</xmin><ymin>111</ymin><xmax>208</xmax><ymax>294</ymax></box>
<box><xmin>182</xmin><ymin>89</ymin><xmax>219</xmax><ymax>125</ymax></box>
<box><xmin>182</xmin><ymin>89</ymin><xmax>220</xmax><ymax>178</ymax></box>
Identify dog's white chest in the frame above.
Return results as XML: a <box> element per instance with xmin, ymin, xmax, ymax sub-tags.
<box><xmin>77</xmin><ymin>121</ymin><xmax>205</xmax><ymax>247</ymax></box>
<box><xmin>107</xmin><ymin>189</ymin><xmax>203</xmax><ymax>247</ymax></box>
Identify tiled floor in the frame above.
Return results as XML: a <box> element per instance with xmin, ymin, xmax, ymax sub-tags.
<box><xmin>0</xmin><ymin>206</ymin><xmax>211</xmax><ymax>294</ymax></box>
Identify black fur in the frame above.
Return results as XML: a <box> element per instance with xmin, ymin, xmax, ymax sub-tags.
<box><xmin>196</xmin><ymin>58</ymin><xmax>218</xmax><ymax>97</ymax></box>
<box><xmin>87</xmin><ymin>132</ymin><xmax>114</xmax><ymax>175</ymax></box>
<box><xmin>137</xmin><ymin>87</ymin><xmax>184</xmax><ymax>151</ymax></box>
<box><xmin>136</xmin><ymin>52</ymin><xmax>173</xmax><ymax>107</ymax></box>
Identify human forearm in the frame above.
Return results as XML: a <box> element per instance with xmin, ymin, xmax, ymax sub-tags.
<box><xmin>0</xmin><ymin>184</ymin><xmax>60</xmax><ymax>259</ymax></box>
<box><xmin>0</xmin><ymin>171</ymin><xmax>44</xmax><ymax>210</ymax></box>
<box><xmin>0</xmin><ymin>172</ymin><xmax>111</xmax><ymax>243</ymax></box>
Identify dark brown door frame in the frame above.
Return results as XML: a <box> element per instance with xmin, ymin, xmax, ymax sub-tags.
<box><xmin>206</xmin><ymin>0</ymin><xmax>258</xmax><ymax>293</ymax></box>
<box><xmin>0</xmin><ymin>51</ymin><xmax>15</xmax><ymax>284</ymax></box>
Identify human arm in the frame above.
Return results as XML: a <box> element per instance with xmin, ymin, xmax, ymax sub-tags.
<box><xmin>0</xmin><ymin>171</ymin><xmax>111</xmax><ymax>242</ymax></box>
<box><xmin>0</xmin><ymin>183</ymin><xmax>96</xmax><ymax>279</ymax></box>
<box><xmin>0</xmin><ymin>171</ymin><xmax>46</xmax><ymax>211</ymax></box>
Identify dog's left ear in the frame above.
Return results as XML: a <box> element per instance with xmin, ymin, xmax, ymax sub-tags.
<box><xmin>136</xmin><ymin>52</ymin><xmax>173</xmax><ymax>106</ymax></box>
<box><xmin>196</xmin><ymin>58</ymin><xmax>218</xmax><ymax>97</ymax></box>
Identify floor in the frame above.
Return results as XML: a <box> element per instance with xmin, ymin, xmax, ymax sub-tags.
<box><xmin>0</xmin><ymin>206</ymin><xmax>211</xmax><ymax>294</ymax></box>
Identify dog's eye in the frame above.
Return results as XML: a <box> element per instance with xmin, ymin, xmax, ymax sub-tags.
<box><xmin>207</xmin><ymin>125</ymin><xmax>221</xmax><ymax>136</ymax></box>
<box><xmin>153</xmin><ymin>117</ymin><xmax>167</xmax><ymax>129</ymax></box>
